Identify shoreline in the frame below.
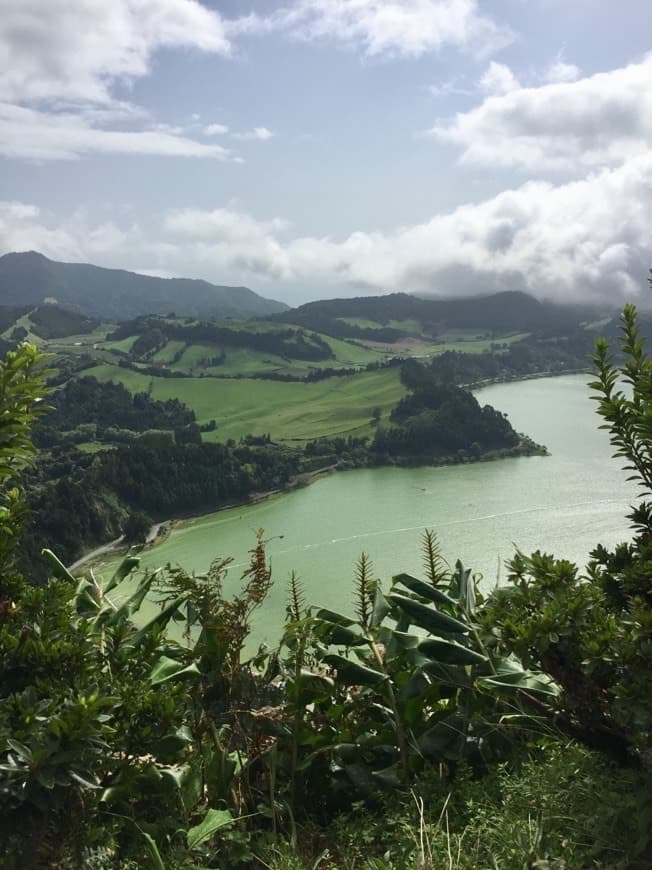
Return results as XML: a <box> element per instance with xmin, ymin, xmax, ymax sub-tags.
<box><xmin>69</xmin><ymin>462</ymin><xmax>341</xmax><ymax>571</ymax></box>
<box><xmin>68</xmin><ymin>369</ymin><xmax>577</xmax><ymax>572</ymax></box>
<box><xmin>71</xmin><ymin>439</ymin><xmax>545</xmax><ymax>572</ymax></box>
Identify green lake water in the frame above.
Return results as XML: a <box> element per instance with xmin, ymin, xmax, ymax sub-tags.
<box><xmin>105</xmin><ymin>374</ymin><xmax>634</xmax><ymax>646</ymax></box>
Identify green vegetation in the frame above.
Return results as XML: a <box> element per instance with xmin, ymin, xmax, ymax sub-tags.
<box><xmin>484</xmin><ymin>304</ymin><xmax>652</xmax><ymax>766</ymax></box>
<box><xmin>371</xmin><ymin>359</ymin><xmax>542</xmax><ymax>463</ymax></box>
<box><xmin>1</xmin><ymin>302</ymin><xmax>652</xmax><ymax>868</ymax></box>
<box><xmin>82</xmin><ymin>364</ymin><xmax>406</xmax><ymax>443</ymax></box>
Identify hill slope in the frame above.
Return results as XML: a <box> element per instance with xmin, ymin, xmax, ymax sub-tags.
<box><xmin>0</xmin><ymin>251</ymin><xmax>288</xmax><ymax>320</ymax></box>
<box><xmin>272</xmin><ymin>290</ymin><xmax>604</xmax><ymax>340</ymax></box>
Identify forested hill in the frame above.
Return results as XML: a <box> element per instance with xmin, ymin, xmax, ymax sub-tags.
<box><xmin>0</xmin><ymin>251</ymin><xmax>288</xmax><ymax>320</ymax></box>
<box><xmin>271</xmin><ymin>290</ymin><xmax>606</xmax><ymax>341</ymax></box>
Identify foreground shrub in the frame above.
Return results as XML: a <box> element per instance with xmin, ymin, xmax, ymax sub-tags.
<box><xmin>266</xmin><ymin>743</ymin><xmax>644</xmax><ymax>869</ymax></box>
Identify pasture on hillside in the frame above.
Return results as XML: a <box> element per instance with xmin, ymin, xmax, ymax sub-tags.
<box><xmin>83</xmin><ymin>364</ymin><xmax>406</xmax><ymax>443</ymax></box>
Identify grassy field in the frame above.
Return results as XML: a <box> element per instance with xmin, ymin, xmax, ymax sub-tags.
<box><xmin>336</xmin><ymin>316</ymin><xmax>383</xmax><ymax>329</ymax></box>
<box><xmin>321</xmin><ymin>335</ymin><xmax>385</xmax><ymax>365</ymax></box>
<box><xmin>84</xmin><ymin>364</ymin><xmax>405</xmax><ymax>443</ymax></box>
<box><xmin>83</xmin><ymin>322</ymin><xmax>387</xmax><ymax>379</ymax></box>
<box><xmin>430</xmin><ymin>331</ymin><xmax>531</xmax><ymax>355</ymax></box>
<box><xmin>96</xmin><ymin>335</ymin><xmax>136</xmax><ymax>353</ymax></box>
<box><xmin>151</xmin><ymin>339</ymin><xmax>186</xmax><ymax>364</ymax></box>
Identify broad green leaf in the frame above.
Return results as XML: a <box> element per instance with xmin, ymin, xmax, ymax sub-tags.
<box><xmin>393</xmin><ymin>573</ymin><xmax>459</xmax><ymax>609</ymax></box>
<box><xmin>295</xmin><ymin>669</ymin><xmax>335</xmax><ymax>696</ymax></box>
<box><xmin>115</xmin><ymin>571</ymin><xmax>158</xmax><ymax>618</ymax></box>
<box><xmin>140</xmin><ymin>830</ymin><xmax>165</xmax><ymax>870</ymax></box>
<box><xmin>153</xmin><ymin>733</ymin><xmax>193</xmax><ymax>760</ymax></box>
<box><xmin>398</xmin><ymin>668</ymin><xmax>431</xmax><ymax>701</ymax></box>
<box><xmin>323</xmin><ymin>654</ymin><xmax>387</xmax><ymax>687</ymax></box>
<box><xmin>150</xmin><ymin>656</ymin><xmax>200</xmax><ymax>686</ymax></box>
<box><xmin>379</xmin><ymin>629</ymin><xmax>421</xmax><ymax>650</ymax></box>
<box><xmin>41</xmin><ymin>549</ymin><xmax>77</xmax><ymax>584</ymax></box>
<box><xmin>130</xmin><ymin>594</ymin><xmax>188</xmax><ymax>647</ymax></box>
<box><xmin>477</xmin><ymin>670</ymin><xmax>559</xmax><ymax>698</ymax></box>
<box><xmin>315</xmin><ymin>608</ymin><xmax>356</xmax><ymax>627</ymax></box>
<box><xmin>371</xmin><ymin>586</ymin><xmax>391</xmax><ymax>627</ymax></box>
<box><xmin>450</xmin><ymin>561</ymin><xmax>476</xmax><ymax>614</ymax></box>
<box><xmin>418</xmin><ymin>637</ymin><xmax>486</xmax><ymax>666</ymax></box>
<box><xmin>105</xmin><ymin>555</ymin><xmax>141</xmax><ymax>593</ymax></box>
<box><xmin>323</xmin><ymin>622</ymin><xmax>367</xmax><ymax>647</ymax></box>
<box><xmin>420</xmin><ymin>660</ymin><xmax>472</xmax><ymax>688</ymax></box>
<box><xmin>161</xmin><ymin>763</ymin><xmax>202</xmax><ymax>814</ymax></box>
<box><xmin>187</xmin><ymin>808</ymin><xmax>233</xmax><ymax>850</ymax></box>
<box><xmin>387</xmin><ymin>593</ymin><xmax>469</xmax><ymax>635</ymax></box>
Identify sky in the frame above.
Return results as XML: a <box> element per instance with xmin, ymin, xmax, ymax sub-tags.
<box><xmin>1</xmin><ymin>0</ymin><xmax>652</xmax><ymax>308</ymax></box>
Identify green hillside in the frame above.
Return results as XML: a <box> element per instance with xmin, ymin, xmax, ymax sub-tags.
<box><xmin>271</xmin><ymin>289</ymin><xmax>608</xmax><ymax>346</ymax></box>
<box><xmin>83</xmin><ymin>363</ymin><xmax>405</xmax><ymax>442</ymax></box>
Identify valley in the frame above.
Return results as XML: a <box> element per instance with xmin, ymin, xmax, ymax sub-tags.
<box><xmin>0</xmin><ymin>259</ymin><xmax>613</xmax><ymax>581</ymax></box>
<box><xmin>1</xmin><ymin>256</ymin><xmax>648</xmax><ymax>870</ymax></box>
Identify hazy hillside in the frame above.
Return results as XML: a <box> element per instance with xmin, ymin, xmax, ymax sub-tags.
<box><xmin>272</xmin><ymin>290</ymin><xmax>607</xmax><ymax>340</ymax></box>
<box><xmin>0</xmin><ymin>251</ymin><xmax>288</xmax><ymax>321</ymax></box>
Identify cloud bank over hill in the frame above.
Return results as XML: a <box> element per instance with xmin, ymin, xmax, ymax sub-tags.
<box><xmin>3</xmin><ymin>146</ymin><xmax>651</xmax><ymax>306</ymax></box>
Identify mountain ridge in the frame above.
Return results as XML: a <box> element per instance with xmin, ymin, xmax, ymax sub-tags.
<box><xmin>270</xmin><ymin>289</ymin><xmax>607</xmax><ymax>338</ymax></box>
<box><xmin>0</xmin><ymin>251</ymin><xmax>288</xmax><ymax>321</ymax></box>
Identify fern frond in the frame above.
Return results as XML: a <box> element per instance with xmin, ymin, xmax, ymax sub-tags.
<box><xmin>286</xmin><ymin>570</ymin><xmax>305</xmax><ymax>622</ymax></box>
<box><xmin>354</xmin><ymin>552</ymin><xmax>374</xmax><ymax>629</ymax></box>
<box><xmin>422</xmin><ymin>529</ymin><xmax>448</xmax><ymax>589</ymax></box>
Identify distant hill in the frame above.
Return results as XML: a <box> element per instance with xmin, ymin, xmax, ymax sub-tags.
<box><xmin>272</xmin><ymin>291</ymin><xmax>606</xmax><ymax>340</ymax></box>
<box><xmin>0</xmin><ymin>252</ymin><xmax>288</xmax><ymax>321</ymax></box>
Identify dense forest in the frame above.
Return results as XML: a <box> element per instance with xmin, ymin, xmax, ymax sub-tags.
<box><xmin>1</xmin><ymin>308</ymin><xmax>651</xmax><ymax>868</ymax></box>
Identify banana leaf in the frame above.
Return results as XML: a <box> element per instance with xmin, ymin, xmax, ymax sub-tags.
<box><xmin>418</xmin><ymin>636</ymin><xmax>487</xmax><ymax>666</ymax></box>
<box><xmin>150</xmin><ymin>656</ymin><xmax>200</xmax><ymax>686</ymax></box>
<box><xmin>393</xmin><ymin>573</ymin><xmax>459</xmax><ymax>609</ymax></box>
<box><xmin>323</xmin><ymin>654</ymin><xmax>387</xmax><ymax>687</ymax></box>
<box><xmin>387</xmin><ymin>593</ymin><xmax>469</xmax><ymax>635</ymax></box>
<box><xmin>187</xmin><ymin>808</ymin><xmax>234</xmax><ymax>850</ymax></box>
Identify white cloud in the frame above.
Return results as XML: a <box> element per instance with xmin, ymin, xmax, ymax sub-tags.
<box><xmin>431</xmin><ymin>55</ymin><xmax>652</xmax><ymax>172</ymax></box>
<box><xmin>5</xmin><ymin>154</ymin><xmax>652</xmax><ymax>305</ymax></box>
<box><xmin>164</xmin><ymin>207</ymin><xmax>289</xmax><ymax>241</ymax></box>
<box><xmin>204</xmin><ymin>123</ymin><xmax>229</xmax><ymax>136</ymax></box>
<box><xmin>0</xmin><ymin>1</ymin><xmax>242</xmax><ymax>160</ymax></box>
<box><xmin>232</xmin><ymin>126</ymin><xmax>274</xmax><ymax>141</ymax></box>
<box><xmin>429</xmin><ymin>81</ymin><xmax>473</xmax><ymax>98</ymax></box>
<box><xmin>235</xmin><ymin>0</ymin><xmax>513</xmax><ymax>59</ymax></box>
<box><xmin>0</xmin><ymin>103</ymin><xmax>233</xmax><ymax>160</ymax></box>
<box><xmin>0</xmin><ymin>0</ymin><xmax>231</xmax><ymax>105</ymax></box>
<box><xmin>545</xmin><ymin>59</ymin><xmax>581</xmax><ymax>84</ymax></box>
<box><xmin>479</xmin><ymin>61</ymin><xmax>520</xmax><ymax>95</ymax></box>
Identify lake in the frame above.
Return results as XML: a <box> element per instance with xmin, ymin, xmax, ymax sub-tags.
<box><xmin>107</xmin><ymin>374</ymin><xmax>635</xmax><ymax>646</ymax></box>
